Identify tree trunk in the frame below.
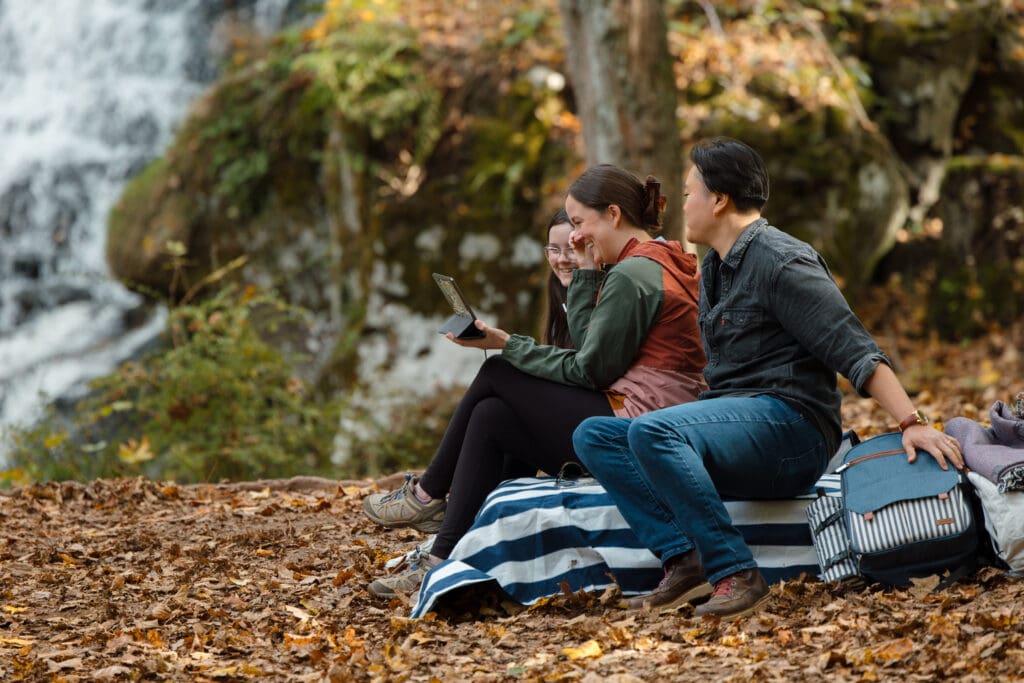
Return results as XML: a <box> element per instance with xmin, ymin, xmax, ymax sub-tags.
<box><xmin>558</xmin><ymin>0</ymin><xmax>684</xmax><ymax>241</ymax></box>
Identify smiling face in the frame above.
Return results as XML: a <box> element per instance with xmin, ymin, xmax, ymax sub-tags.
<box><xmin>565</xmin><ymin>194</ymin><xmax>618</xmax><ymax>266</ymax></box>
<box><xmin>683</xmin><ymin>165</ymin><xmax>718</xmax><ymax>247</ymax></box>
<box><xmin>546</xmin><ymin>222</ymin><xmax>577</xmax><ymax>287</ymax></box>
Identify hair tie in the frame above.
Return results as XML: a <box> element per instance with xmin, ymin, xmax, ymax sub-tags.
<box><xmin>642</xmin><ymin>176</ymin><xmax>662</xmax><ymax>227</ymax></box>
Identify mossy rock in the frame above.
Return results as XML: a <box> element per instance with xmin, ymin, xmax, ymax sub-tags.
<box><xmin>107</xmin><ymin>46</ymin><xmax>332</xmax><ymax>305</ymax></box>
<box><xmin>954</xmin><ymin>11</ymin><xmax>1024</xmax><ymax>155</ymax></box>
<box><xmin>690</xmin><ymin>70</ymin><xmax>908</xmax><ymax>296</ymax></box>
<box><xmin>837</xmin><ymin>1</ymin><xmax>1003</xmax><ymax>168</ymax></box>
<box><xmin>929</xmin><ymin>154</ymin><xmax>1024</xmax><ymax>338</ymax></box>
<box><xmin>107</xmin><ymin>158</ymin><xmax>195</xmax><ymax>296</ymax></box>
<box><xmin>106</xmin><ymin>10</ymin><xmax>575</xmax><ymax>391</ymax></box>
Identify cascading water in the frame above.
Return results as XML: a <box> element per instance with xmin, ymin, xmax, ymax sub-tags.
<box><xmin>0</xmin><ymin>0</ymin><xmax>298</xmax><ymax>459</ymax></box>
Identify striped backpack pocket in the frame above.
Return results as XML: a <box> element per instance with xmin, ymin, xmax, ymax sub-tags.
<box><xmin>806</xmin><ymin>475</ymin><xmax>859</xmax><ymax>582</ymax></box>
<box><xmin>835</xmin><ymin>432</ymin><xmax>979</xmax><ymax>586</ymax></box>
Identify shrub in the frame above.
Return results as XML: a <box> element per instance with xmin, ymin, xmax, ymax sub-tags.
<box><xmin>5</xmin><ymin>286</ymin><xmax>340</xmax><ymax>483</ymax></box>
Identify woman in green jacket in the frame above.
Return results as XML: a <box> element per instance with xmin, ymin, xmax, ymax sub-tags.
<box><xmin>363</xmin><ymin>165</ymin><xmax>707</xmax><ymax>597</ymax></box>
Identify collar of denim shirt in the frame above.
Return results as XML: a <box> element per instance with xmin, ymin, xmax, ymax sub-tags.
<box><xmin>720</xmin><ymin>217</ymin><xmax>769</xmax><ymax>269</ymax></box>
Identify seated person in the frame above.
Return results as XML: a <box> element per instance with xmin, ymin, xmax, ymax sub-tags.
<box><xmin>574</xmin><ymin>137</ymin><xmax>964</xmax><ymax>619</ymax></box>
<box><xmin>362</xmin><ymin>168</ymin><xmax>708</xmax><ymax>597</ymax></box>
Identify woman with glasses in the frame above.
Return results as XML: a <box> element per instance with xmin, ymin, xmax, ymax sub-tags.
<box><xmin>363</xmin><ymin>167</ymin><xmax>708</xmax><ymax>598</ymax></box>
<box><xmin>542</xmin><ymin>208</ymin><xmax>577</xmax><ymax>348</ymax></box>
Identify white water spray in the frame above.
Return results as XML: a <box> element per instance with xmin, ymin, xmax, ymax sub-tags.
<box><xmin>0</xmin><ymin>0</ymin><xmax>295</xmax><ymax>457</ymax></box>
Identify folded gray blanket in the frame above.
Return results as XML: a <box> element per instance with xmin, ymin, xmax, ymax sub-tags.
<box><xmin>946</xmin><ymin>400</ymin><xmax>1024</xmax><ymax>492</ymax></box>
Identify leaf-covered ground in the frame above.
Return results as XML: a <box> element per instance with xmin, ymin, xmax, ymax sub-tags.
<box><xmin>2</xmin><ymin>322</ymin><xmax>1022</xmax><ymax>682</ymax></box>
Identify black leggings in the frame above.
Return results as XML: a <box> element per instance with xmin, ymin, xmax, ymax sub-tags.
<box><xmin>420</xmin><ymin>356</ymin><xmax>613</xmax><ymax>558</ymax></box>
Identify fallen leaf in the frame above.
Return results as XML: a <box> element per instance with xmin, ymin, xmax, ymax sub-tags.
<box><xmin>284</xmin><ymin>633</ymin><xmax>319</xmax><ymax>647</ymax></box>
<box><xmin>208</xmin><ymin>666</ymin><xmax>240</xmax><ymax>678</ymax></box>
<box><xmin>0</xmin><ymin>637</ymin><xmax>34</xmax><ymax>647</ymax></box>
<box><xmin>93</xmin><ymin>664</ymin><xmax>132</xmax><ymax>680</ymax></box>
<box><xmin>908</xmin><ymin>575</ymin><xmax>941</xmax><ymax>599</ymax></box>
<box><xmin>875</xmin><ymin>637</ymin><xmax>915</xmax><ymax>663</ymax></box>
<box><xmin>720</xmin><ymin>633</ymin><xmax>748</xmax><ymax>647</ymax></box>
<box><xmin>283</xmin><ymin>605</ymin><xmax>313</xmax><ymax>621</ymax></box>
<box><xmin>562</xmin><ymin>639</ymin><xmax>602</xmax><ymax>660</ymax></box>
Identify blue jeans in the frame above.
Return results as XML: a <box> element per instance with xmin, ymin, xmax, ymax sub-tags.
<box><xmin>573</xmin><ymin>395</ymin><xmax>829</xmax><ymax>585</ymax></box>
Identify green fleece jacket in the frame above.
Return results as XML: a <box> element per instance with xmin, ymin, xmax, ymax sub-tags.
<box><xmin>501</xmin><ymin>238</ymin><xmax>705</xmax><ymax>394</ymax></box>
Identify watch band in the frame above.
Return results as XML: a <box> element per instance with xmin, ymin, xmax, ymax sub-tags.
<box><xmin>898</xmin><ymin>410</ymin><xmax>928</xmax><ymax>432</ymax></box>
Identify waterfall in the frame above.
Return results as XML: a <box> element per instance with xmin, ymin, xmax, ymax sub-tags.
<box><xmin>0</xmin><ymin>0</ymin><xmax>299</xmax><ymax>457</ymax></box>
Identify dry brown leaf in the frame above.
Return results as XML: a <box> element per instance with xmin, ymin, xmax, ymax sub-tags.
<box><xmin>562</xmin><ymin>639</ymin><xmax>602</xmax><ymax>660</ymax></box>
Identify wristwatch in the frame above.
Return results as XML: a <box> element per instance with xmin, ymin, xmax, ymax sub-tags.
<box><xmin>898</xmin><ymin>409</ymin><xmax>929</xmax><ymax>432</ymax></box>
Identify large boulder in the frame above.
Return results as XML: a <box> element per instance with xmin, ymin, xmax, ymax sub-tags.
<box><xmin>106</xmin><ymin>9</ymin><xmax>576</xmax><ymax>391</ymax></box>
<box><xmin>931</xmin><ymin>154</ymin><xmax>1024</xmax><ymax>338</ymax></box>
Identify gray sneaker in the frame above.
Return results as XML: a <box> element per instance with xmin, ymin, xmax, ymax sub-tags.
<box><xmin>367</xmin><ymin>546</ymin><xmax>437</xmax><ymax>599</ymax></box>
<box><xmin>363</xmin><ymin>475</ymin><xmax>446</xmax><ymax>533</ymax></box>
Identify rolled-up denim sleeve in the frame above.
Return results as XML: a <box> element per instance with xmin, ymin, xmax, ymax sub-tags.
<box><xmin>770</xmin><ymin>254</ymin><xmax>891</xmax><ymax>396</ymax></box>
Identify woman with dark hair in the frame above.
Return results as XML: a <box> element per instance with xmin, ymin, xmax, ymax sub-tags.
<box><xmin>574</xmin><ymin>137</ymin><xmax>963</xmax><ymax>619</ymax></box>
<box><xmin>541</xmin><ymin>208</ymin><xmax>575</xmax><ymax>348</ymax></box>
<box><xmin>362</xmin><ymin>166</ymin><xmax>707</xmax><ymax>598</ymax></box>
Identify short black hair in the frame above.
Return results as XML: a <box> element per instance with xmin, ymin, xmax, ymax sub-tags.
<box><xmin>690</xmin><ymin>137</ymin><xmax>769</xmax><ymax>212</ymax></box>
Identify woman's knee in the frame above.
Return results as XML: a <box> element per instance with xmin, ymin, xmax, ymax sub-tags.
<box><xmin>477</xmin><ymin>354</ymin><xmax>514</xmax><ymax>378</ymax></box>
<box><xmin>469</xmin><ymin>396</ymin><xmax>512</xmax><ymax>427</ymax></box>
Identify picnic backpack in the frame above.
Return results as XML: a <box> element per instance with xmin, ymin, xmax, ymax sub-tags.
<box><xmin>807</xmin><ymin>431</ymin><xmax>980</xmax><ymax>586</ymax></box>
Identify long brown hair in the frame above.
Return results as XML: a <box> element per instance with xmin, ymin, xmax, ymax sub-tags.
<box><xmin>542</xmin><ymin>208</ymin><xmax>574</xmax><ymax>349</ymax></box>
<box><xmin>566</xmin><ymin>164</ymin><xmax>664</xmax><ymax>236</ymax></box>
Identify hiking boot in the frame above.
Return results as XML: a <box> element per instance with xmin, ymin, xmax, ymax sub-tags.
<box><xmin>622</xmin><ymin>550</ymin><xmax>712</xmax><ymax>612</ymax></box>
<box><xmin>367</xmin><ymin>546</ymin><xmax>438</xmax><ymax>599</ymax></box>
<box><xmin>694</xmin><ymin>568</ymin><xmax>770</xmax><ymax>619</ymax></box>
<box><xmin>363</xmin><ymin>475</ymin><xmax>446</xmax><ymax>533</ymax></box>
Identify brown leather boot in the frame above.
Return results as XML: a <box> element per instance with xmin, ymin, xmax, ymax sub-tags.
<box><xmin>622</xmin><ymin>550</ymin><xmax>712</xmax><ymax>613</ymax></box>
<box><xmin>695</xmin><ymin>568</ymin><xmax>770</xmax><ymax>619</ymax></box>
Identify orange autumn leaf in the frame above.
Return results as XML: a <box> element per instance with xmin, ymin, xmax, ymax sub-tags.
<box><xmin>562</xmin><ymin>639</ymin><xmax>602</xmax><ymax>660</ymax></box>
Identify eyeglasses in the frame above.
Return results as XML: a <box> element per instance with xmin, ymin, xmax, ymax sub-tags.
<box><xmin>544</xmin><ymin>246</ymin><xmax>577</xmax><ymax>260</ymax></box>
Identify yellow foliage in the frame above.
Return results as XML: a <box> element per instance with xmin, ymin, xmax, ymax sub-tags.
<box><xmin>978</xmin><ymin>359</ymin><xmax>1001</xmax><ymax>387</ymax></box>
<box><xmin>42</xmin><ymin>432</ymin><xmax>67</xmax><ymax>450</ymax></box>
<box><xmin>562</xmin><ymin>639</ymin><xmax>602</xmax><ymax>660</ymax></box>
<box><xmin>118</xmin><ymin>436</ymin><xmax>154</xmax><ymax>464</ymax></box>
<box><xmin>0</xmin><ymin>467</ymin><xmax>32</xmax><ymax>487</ymax></box>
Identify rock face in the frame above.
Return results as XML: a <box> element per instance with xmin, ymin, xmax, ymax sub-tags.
<box><xmin>932</xmin><ymin>155</ymin><xmax>1024</xmax><ymax>337</ymax></box>
<box><xmin>106</xmin><ymin>1</ymin><xmax>1024</xmax><ymax>354</ymax></box>
<box><xmin>106</xmin><ymin>8</ymin><xmax>575</xmax><ymax>393</ymax></box>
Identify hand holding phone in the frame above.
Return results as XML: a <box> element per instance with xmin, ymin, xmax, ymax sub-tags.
<box><xmin>432</xmin><ymin>273</ymin><xmax>486</xmax><ymax>340</ymax></box>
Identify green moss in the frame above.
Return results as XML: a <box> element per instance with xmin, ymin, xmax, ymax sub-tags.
<box><xmin>947</xmin><ymin>153</ymin><xmax>1024</xmax><ymax>173</ymax></box>
<box><xmin>7</xmin><ymin>287</ymin><xmax>341</xmax><ymax>483</ymax></box>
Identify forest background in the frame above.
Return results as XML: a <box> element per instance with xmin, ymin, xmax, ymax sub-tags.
<box><xmin>2</xmin><ymin>1</ymin><xmax>1024</xmax><ymax>680</ymax></box>
<box><xmin>4</xmin><ymin>0</ymin><xmax>1023</xmax><ymax>486</ymax></box>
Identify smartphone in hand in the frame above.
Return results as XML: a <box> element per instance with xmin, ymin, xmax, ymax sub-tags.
<box><xmin>432</xmin><ymin>273</ymin><xmax>486</xmax><ymax>340</ymax></box>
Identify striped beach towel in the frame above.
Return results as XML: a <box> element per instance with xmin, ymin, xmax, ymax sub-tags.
<box><xmin>411</xmin><ymin>474</ymin><xmax>843</xmax><ymax>618</ymax></box>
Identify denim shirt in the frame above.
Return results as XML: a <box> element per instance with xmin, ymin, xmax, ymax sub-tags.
<box><xmin>699</xmin><ymin>218</ymin><xmax>889</xmax><ymax>454</ymax></box>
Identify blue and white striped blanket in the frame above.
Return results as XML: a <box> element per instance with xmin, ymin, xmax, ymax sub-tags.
<box><xmin>411</xmin><ymin>473</ymin><xmax>842</xmax><ymax>618</ymax></box>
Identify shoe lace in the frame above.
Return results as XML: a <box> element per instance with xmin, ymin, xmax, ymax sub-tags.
<box><xmin>398</xmin><ymin>545</ymin><xmax>433</xmax><ymax>572</ymax></box>
<box><xmin>711</xmin><ymin>575</ymin><xmax>738</xmax><ymax>598</ymax></box>
<box><xmin>379</xmin><ymin>475</ymin><xmax>414</xmax><ymax>503</ymax></box>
